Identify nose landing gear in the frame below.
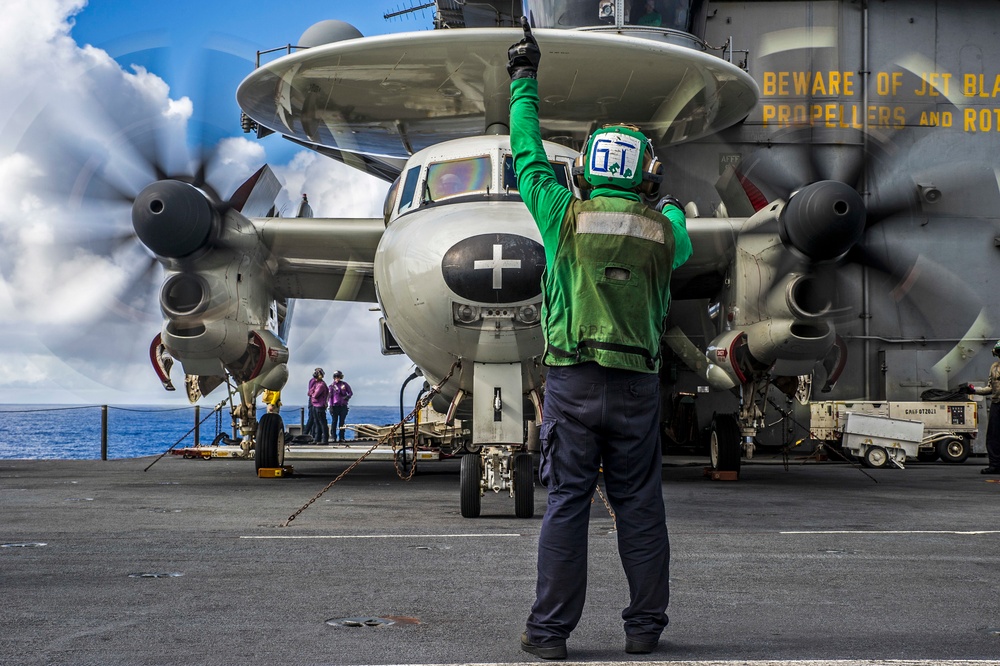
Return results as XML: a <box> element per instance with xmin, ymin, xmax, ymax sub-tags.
<box><xmin>459</xmin><ymin>446</ymin><xmax>534</xmax><ymax>518</ymax></box>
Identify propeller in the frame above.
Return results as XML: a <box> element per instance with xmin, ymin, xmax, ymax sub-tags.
<box><xmin>716</xmin><ymin>119</ymin><xmax>1000</xmax><ymax>389</ymax></box>
<box><xmin>0</xmin><ymin>37</ymin><xmax>271</xmax><ymax>396</ymax></box>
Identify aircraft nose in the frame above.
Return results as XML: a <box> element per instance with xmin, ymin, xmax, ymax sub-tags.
<box><xmin>441</xmin><ymin>233</ymin><xmax>545</xmax><ymax>303</ymax></box>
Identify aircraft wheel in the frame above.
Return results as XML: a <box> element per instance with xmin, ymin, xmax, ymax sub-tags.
<box><xmin>937</xmin><ymin>436</ymin><xmax>971</xmax><ymax>464</ymax></box>
<box><xmin>255</xmin><ymin>413</ymin><xmax>285</xmax><ymax>471</ymax></box>
<box><xmin>513</xmin><ymin>453</ymin><xmax>534</xmax><ymax>519</ymax></box>
<box><xmin>460</xmin><ymin>453</ymin><xmax>483</xmax><ymax>518</ymax></box>
<box><xmin>709</xmin><ymin>414</ymin><xmax>741</xmax><ymax>473</ymax></box>
<box><xmin>863</xmin><ymin>445</ymin><xmax>889</xmax><ymax>469</ymax></box>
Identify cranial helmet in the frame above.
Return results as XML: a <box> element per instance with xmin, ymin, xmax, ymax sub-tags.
<box><xmin>573</xmin><ymin>124</ymin><xmax>663</xmax><ymax>195</ymax></box>
<box><xmin>314</xmin><ymin>367</ymin><xmax>325</xmax><ymax>378</ymax></box>
<box><xmin>993</xmin><ymin>340</ymin><xmax>1000</xmax><ymax>357</ymax></box>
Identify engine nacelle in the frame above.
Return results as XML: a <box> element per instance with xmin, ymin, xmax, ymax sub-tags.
<box><xmin>241</xmin><ymin>330</ymin><xmax>290</xmax><ymax>390</ymax></box>
<box><xmin>704</xmin><ymin>329</ymin><xmax>770</xmax><ymax>390</ymax></box>
<box><xmin>162</xmin><ymin>316</ymin><xmax>251</xmax><ymax>378</ymax></box>
<box><xmin>765</xmin><ymin>272</ymin><xmax>832</xmax><ymax>321</ymax></box>
<box><xmin>137</xmin><ymin>180</ymin><xmax>281</xmax><ymax>389</ymax></box>
<box><xmin>157</xmin><ymin>258</ymin><xmax>266</xmax><ymax>377</ymax></box>
<box><xmin>742</xmin><ymin>318</ymin><xmax>835</xmax><ymax>376</ymax></box>
<box><xmin>704</xmin><ymin>313</ymin><xmax>835</xmax><ymax>388</ymax></box>
<box><xmin>135</xmin><ymin>168</ymin><xmax>292</xmax><ymax>402</ymax></box>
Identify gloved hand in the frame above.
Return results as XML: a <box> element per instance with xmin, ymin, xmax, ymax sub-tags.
<box><xmin>507</xmin><ymin>16</ymin><xmax>541</xmax><ymax>80</ymax></box>
<box><xmin>964</xmin><ymin>383</ymin><xmax>976</xmax><ymax>394</ymax></box>
<box><xmin>656</xmin><ymin>194</ymin><xmax>683</xmax><ymax>213</ymax></box>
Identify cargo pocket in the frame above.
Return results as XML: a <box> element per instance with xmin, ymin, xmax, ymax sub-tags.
<box><xmin>538</xmin><ymin>420</ymin><xmax>558</xmax><ymax>489</ymax></box>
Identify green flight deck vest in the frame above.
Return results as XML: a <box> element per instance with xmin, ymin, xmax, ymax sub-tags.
<box><xmin>542</xmin><ymin>196</ymin><xmax>676</xmax><ymax>372</ymax></box>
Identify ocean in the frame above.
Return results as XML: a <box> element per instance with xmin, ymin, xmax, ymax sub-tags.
<box><xmin>0</xmin><ymin>404</ymin><xmax>400</xmax><ymax>460</ymax></box>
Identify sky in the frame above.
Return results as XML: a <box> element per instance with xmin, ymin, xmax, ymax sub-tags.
<box><xmin>0</xmin><ymin>0</ymin><xmax>436</xmax><ymax>405</ymax></box>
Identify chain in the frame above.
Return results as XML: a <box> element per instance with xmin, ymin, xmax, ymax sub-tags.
<box><xmin>281</xmin><ymin>360</ymin><xmax>462</xmax><ymax>527</ymax></box>
<box><xmin>593</xmin><ymin>477</ymin><xmax>617</xmax><ymax>530</ymax></box>
<box><xmin>143</xmin><ymin>396</ymin><xmax>231</xmax><ymax>472</ymax></box>
<box><xmin>771</xmin><ymin>393</ymin><xmax>879</xmax><ymax>483</ymax></box>
<box><xmin>391</xmin><ymin>360</ymin><xmax>461</xmax><ymax>481</ymax></box>
<box><xmin>280</xmin><ymin>436</ymin><xmax>383</xmax><ymax>527</ymax></box>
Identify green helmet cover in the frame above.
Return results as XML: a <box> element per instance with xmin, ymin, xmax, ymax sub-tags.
<box><xmin>994</xmin><ymin>339</ymin><xmax>1000</xmax><ymax>356</ymax></box>
<box><xmin>583</xmin><ymin>125</ymin><xmax>649</xmax><ymax>190</ymax></box>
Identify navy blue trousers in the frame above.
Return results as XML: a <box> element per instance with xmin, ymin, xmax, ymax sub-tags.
<box><xmin>987</xmin><ymin>401</ymin><xmax>1000</xmax><ymax>468</ymax></box>
<box><xmin>526</xmin><ymin>363</ymin><xmax>670</xmax><ymax>646</ymax></box>
<box><xmin>329</xmin><ymin>405</ymin><xmax>350</xmax><ymax>441</ymax></box>
<box><xmin>308</xmin><ymin>405</ymin><xmax>329</xmax><ymax>443</ymax></box>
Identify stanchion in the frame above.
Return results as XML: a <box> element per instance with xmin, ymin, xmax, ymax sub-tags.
<box><xmin>101</xmin><ymin>405</ymin><xmax>108</xmax><ymax>460</ymax></box>
<box><xmin>194</xmin><ymin>406</ymin><xmax>200</xmax><ymax>446</ymax></box>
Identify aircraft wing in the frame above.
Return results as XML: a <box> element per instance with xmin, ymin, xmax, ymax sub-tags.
<box><xmin>249</xmin><ymin>210</ymin><xmax>741</xmax><ymax>305</ymax></box>
<box><xmin>253</xmin><ymin>216</ymin><xmax>384</xmax><ymax>303</ymax></box>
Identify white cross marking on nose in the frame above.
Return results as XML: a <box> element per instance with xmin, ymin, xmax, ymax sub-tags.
<box><xmin>474</xmin><ymin>244</ymin><xmax>521</xmax><ymax>289</ymax></box>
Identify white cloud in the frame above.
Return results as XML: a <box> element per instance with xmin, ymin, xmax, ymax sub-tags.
<box><xmin>0</xmin><ymin>0</ymin><xmax>180</xmax><ymax>349</ymax></box>
<box><xmin>0</xmin><ymin>0</ymin><xmax>411</xmax><ymax>406</ymax></box>
<box><xmin>207</xmin><ymin>136</ymin><xmax>267</xmax><ymax>197</ymax></box>
<box><xmin>272</xmin><ymin>150</ymin><xmax>389</xmax><ymax>218</ymax></box>
<box><xmin>0</xmin><ymin>0</ymin><xmax>86</xmax><ymax>89</ymax></box>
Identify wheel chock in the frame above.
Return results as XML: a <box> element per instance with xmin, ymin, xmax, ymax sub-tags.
<box><xmin>703</xmin><ymin>466</ymin><xmax>739</xmax><ymax>481</ymax></box>
<box><xmin>257</xmin><ymin>466</ymin><xmax>294</xmax><ymax>478</ymax></box>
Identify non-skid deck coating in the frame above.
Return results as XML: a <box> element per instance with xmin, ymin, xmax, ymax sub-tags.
<box><xmin>2</xmin><ymin>455</ymin><xmax>998</xmax><ymax>665</ymax></box>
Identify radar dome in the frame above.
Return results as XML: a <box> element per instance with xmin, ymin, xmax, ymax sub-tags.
<box><xmin>298</xmin><ymin>20</ymin><xmax>363</xmax><ymax>48</ymax></box>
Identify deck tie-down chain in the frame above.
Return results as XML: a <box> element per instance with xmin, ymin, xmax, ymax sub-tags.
<box><xmin>593</xmin><ymin>474</ymin><xmax>617</xmax><ymax>529</ymax></box>
<box><xmin>769</xmin><ymin>394</ymin><xmax>878</xmax><ymax>483</ymax></box>
<box><xmin>280</xmin><ymin>360</ymin><xmax>462</xmax><ymax>527</ymax></box>
<box><xmin>144</xmin><ymin>394</ymin><xmax>236</xmax><ymax>472</ymax></box>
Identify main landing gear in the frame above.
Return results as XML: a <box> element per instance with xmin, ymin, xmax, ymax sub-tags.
<box><xmin>254</xmin><ymin>412</ymin><xmax>285</xmax><ymax>471</ymax></box>
<box><xmin>708</xmin><ymin>376</ymin><xmax>775</xmax><ymax>477</ymax></box>
<box><xmin>709</xmin><ymin>413</ymin><xmax>742</xmax><ymax>474</ymax></box>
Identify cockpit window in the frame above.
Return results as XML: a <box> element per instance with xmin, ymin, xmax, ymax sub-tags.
<box><xmin>398</xmin><ymin>165</ymin><xmax>421</xmax><ymax>214</ymax></box>
<box><xmin>383</xmin><ymin>175</ymin><xmax>401</xmax><ymax>224</ymax></box>
<box><xmin>503</xmin><ymin>155</ymin><xmax>569</xmax><ymax>191</ymax></box>
<box><xmin>426</xmin><ymin>156</ymin><xmax>492</xmax><ymax>201</ymax></box>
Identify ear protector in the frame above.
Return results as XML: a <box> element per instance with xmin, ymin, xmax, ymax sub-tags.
<box><xmin>572</xmin><ymin>124</ymin><xmax>663</xmax><ymax>195</ymax></box>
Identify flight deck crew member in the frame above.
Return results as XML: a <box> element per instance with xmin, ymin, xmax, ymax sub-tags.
<box><xmin>507</xmin><ymin>20</ymin><xmax>692</xmax><ymax>660</ymax></box>
<box><xmin>328</xmin><ymin>371</ymin><xmax>353</xmax><ymax>443</ymax></box>
<box><xmin>967</xmin><ymin>340</ymin><xmax>1000</xmax><ymax>474</ymax></box>
<box><xmin>305</xmin><ymin>369</ymin><xmax>322</xmax><ymax>437</ymax></box>
<box><xmin>307</xmin><ymin>368</ymin><xmax>330</xmax><ymax>444</ymax></box>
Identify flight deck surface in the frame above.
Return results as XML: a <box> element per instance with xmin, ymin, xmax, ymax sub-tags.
<box><xmin>2</xmin><ymin>455</ymin><xmax>998</xmax><ymax>665</ymax></box>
